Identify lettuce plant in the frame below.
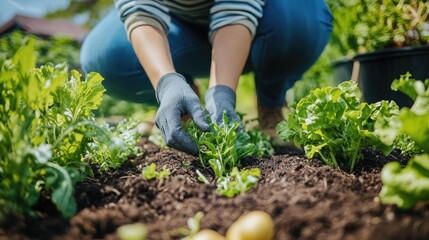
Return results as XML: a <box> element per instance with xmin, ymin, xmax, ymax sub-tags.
<box><xmin>377</xmin><ymin>73</ymin><xmax>429</xmax><ymax>209</ymax></box>
<box><xmin>277</xmin><ymin>81</ymin><xmax>397</xmax><ymax>172</ymax></box>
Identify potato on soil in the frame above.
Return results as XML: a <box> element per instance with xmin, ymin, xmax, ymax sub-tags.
<box><xmin>226</xmin><ymin>211</ymin><xmax>274</xmax><ymax>240</ymax></box>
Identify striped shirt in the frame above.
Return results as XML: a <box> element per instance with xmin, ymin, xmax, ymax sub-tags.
<box><xmin>114</xmin><ymin>0</ymin><xmax>265</xmax><ymax>42</ymax></box>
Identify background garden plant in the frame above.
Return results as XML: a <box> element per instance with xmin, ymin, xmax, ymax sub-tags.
<box><xmin>0</xmin><ymin>41</ymin><xmax>142</xmax><ymax>220</ymax></box>
<box><xmin>327</xmin><ymin>0</ymin><xmax>429</xmax><ymax>55</ymax></box>
<box><xmin>0</xmin><ymin>30</ymin><xmax>80</xmax><ymax>69</ymax></box>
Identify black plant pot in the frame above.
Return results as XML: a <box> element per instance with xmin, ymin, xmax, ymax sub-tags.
<box><xmin>354</xmin><ymin>46</ymin><xmax>429</xmax><ymax>107</ymax></box>
<box><xmin>332</xmin><ymin>57</ymin><xmax>354</xmax><ymax>85</ymax></box>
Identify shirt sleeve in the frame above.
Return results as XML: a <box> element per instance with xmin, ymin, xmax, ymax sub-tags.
<box><xmin>114</xmin><ymin>0</ymin><xmax>171</xmax><ymax>41</ymax></box>
<box><xmin>209</xmin><ymin>0</ymin><xmax>265</xmax><ymax>42</ymax></box>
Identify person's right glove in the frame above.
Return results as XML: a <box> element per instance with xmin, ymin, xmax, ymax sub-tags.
<box><xmin>204</xmin><ymin>85</ymin><xmax>241</xmax><ymax>125</ymax></box>
<box><xmin>155</xmin><ymin>73</ymin><xmax>210</xmax><ymax>155</ymax></box>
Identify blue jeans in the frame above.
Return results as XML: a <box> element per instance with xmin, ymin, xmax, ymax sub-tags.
<box><xmin>81</xmin><ymin>0</ymin><xmax>333</xmax><ymax>107</ymax></box>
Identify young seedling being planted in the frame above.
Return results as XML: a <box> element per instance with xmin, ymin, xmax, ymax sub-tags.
<box><xmin>187</xmin><ymin>112</ymin><xmax>272</xmax><ymax>197</ymax></box>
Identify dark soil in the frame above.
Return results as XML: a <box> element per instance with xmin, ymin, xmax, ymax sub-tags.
<box><xmin>1</xmin><ymin>139</ymin><xmax>429</xmax><ymax>240</ymax></box>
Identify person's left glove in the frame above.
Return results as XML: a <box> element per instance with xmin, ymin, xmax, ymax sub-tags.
<box><xmin>204</xmin><ymin>85</ymin><xmax>241</xmax><ymax>125</ymax></box>
<box><xmin>155</xmin><ymin>73</ymin><xmax>210</xmax><ymax>155</ymax></box>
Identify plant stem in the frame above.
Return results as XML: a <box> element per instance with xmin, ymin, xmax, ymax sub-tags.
<box><xmin>350</xmin><ymin>137</ymin><xmax>362</xmax><ymax>172</ymax></box>
<box><xmin>328</xmin><ymin>145</ymin><xmax>339</xmax><ymax>168</ymax></box>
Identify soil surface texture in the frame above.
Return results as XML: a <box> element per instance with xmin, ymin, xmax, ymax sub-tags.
<box><xmin>1</xmin><ymin>139</ymin><xmax>429</xmax><ymax>240</ymax></box>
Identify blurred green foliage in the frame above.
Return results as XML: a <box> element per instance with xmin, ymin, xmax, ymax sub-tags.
<box><xmin>357</xmin><ymin>0</ymin><xmax>428</xmax><ymax>51</ymax></box>
<box><xmin>95</xmin><ymin>95</ymin><xmax>157</xmax><ymax>122</ymax></box>
<box><xmin>0</xmin><ymin>30</ymin><xmax>80</xmax><ymax>69</ymax></box>
<box><xmin>0</xmin><ymin>30</ymin><xmax>152</xmax><ymax>120</ymax></box>
<box><xmin>236</xmin><ymin>74</ymin><xmax>258</xmax><ymax>119</ymax></box>
<box><xmin>290</xmin><ymin>0</ymin><xmax>429</xmax><ymax>105</ymax></box>
<box><xmin>327</xmin><ymin>0</ymin><xmax>429</xmax><ymax>54</ymax></box>
<box><xmin>47</xmin><ymin>0</ymin><xmax>114</xmax><ymax>28</ymax></box>
<box><xmin>326</xmin><ymin>0</ymin><xmax>361</xmax><ymax>56</ymax></box>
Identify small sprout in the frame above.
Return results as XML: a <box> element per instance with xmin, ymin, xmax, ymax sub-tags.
<box><xmin>196</xmin><ymin>170</ymin><xmax>210</xmax><ymax>184</ymax></box>
<box><xmin>217</xmin><ymin>168</ymin><xmax>261</xmax><ymax>197</ymax></box>
<box><xmin>181</xmin><ymin>160</ymin><xmax>191</xmax><ymax>169</ymax></box>
<box><xmin>178</xmin><ymin>211</ymin><xmax>204</xmax><ymax>240</ymax></box>
<box><xmin>142</xmin><ymin>163</ymin><xmax>170</xmax><ymax>180</ymax></box>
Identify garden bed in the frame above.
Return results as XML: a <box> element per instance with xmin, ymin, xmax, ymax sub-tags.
<box><xmin>1</xmin><ymin>139</ymin><xmax>429</xmax><ymax>240</ymax></box>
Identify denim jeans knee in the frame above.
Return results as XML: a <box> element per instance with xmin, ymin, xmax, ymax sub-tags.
<box><xmin>250</xmin><ymin>0</ymin><xmax>333</xmax><ymax>107</ymax></box>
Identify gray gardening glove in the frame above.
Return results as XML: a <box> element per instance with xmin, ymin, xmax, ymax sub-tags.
<box><xmin>204</xmin><ymin>85</ymin><xmax>241</xmax><ymax>125</ymax></box>
<box><xmin>155</xmin><ymin>73</ymin><xmax>210</xmax><ymax>155</ymax></box>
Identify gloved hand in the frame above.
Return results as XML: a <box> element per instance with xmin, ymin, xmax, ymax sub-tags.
<box><xmin>155</xmin><ymin>73</ymin><xmax>210</xmax><ymax>155</ymax></box>
<box><xmin>204</xmin><ymin>85</ymin><xmax>241</xmax><ymax>125</ymax></box>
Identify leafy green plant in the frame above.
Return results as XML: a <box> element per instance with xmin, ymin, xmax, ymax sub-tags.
<box><xmin>377</xmin><ymin>73</ymin><xmax>429</xmax><ymax>209</ymax></box>
<box><xmin>380</xmin><ymin>155</ymin><xmax>429</xmax><ymax>209</ymax></box>
<box><xmin>188</xmin><ymin>113</ymin><xmax>257</xmax><ymax>179</ymax></box>
<box><xmin>142</xmin><ymin>163</ymin><xmax>171</xmax><ymax>180</ymax></box>
<box><xmin>187</xmin><ymin>113</ymin><xmax>270</xmax><ymax>197</ymax></box>
<box><xmin>0</xmin><ymin>40</ymin><xmax>140</xmax><ymax>220</ymax></box>
<box><xmin>217</xmin><ymin>167</ymin><xmax>261</xmax><ymax>197</ymax></box>
<box><xmin>277</xmin><ymin>81</ymin><xmax>398</xmax><ymax>172</ymax></box>
<box><xmin>0</xmin><ymin>41</ymin><xmax>86</xmax><ymax>218</ymax></box>
<box><xmin>246</xmin><ymin>124</ymin><xmax>275</xmax><ymax>158</ymax></box>
<box><xmin>392</xmin><ymin>134</ymin><xmax>424</xmax><ymax>156</ymax></box>
<box><xmin>88</xmin><ymin>119</ymin><xmax>142</xmax><ymax>171</ymax></box>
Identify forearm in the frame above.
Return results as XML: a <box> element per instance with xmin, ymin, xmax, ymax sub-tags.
<box><xmin>130</xmin><ymin>25</ymin><xmax>175</xmax><ymax>88</ymax></box>
<box><xmin>209</xmin><ymin>24</ymin><xmax>252</xmax><ymax>91</ymax></box>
